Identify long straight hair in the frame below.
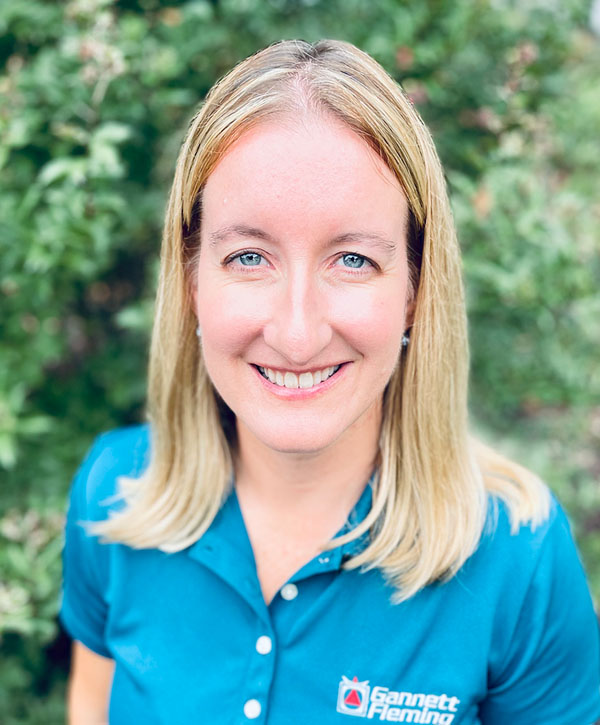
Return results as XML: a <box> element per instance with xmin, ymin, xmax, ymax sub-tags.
<box><xmin>90</xmin><ymin>39</ymin><xmax>549</xmax><ymax>601</ymax></box>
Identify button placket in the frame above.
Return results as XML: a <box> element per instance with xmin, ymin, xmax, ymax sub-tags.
<box><xmin>241</xmin><ymin>624</ymin><xmax>276</xmax><ymax>722</ymax></box>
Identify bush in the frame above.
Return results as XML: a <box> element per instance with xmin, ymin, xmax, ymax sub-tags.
<box><xmin>1</xmin><ymin>0</ymin><xmax>598</xmax><ymax>717</ymax></box>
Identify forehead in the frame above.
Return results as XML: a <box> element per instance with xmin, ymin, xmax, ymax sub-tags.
<box><xmin>200</xmin><ymin>114</ymin><xmax>408</xmax><ymax>242</ymax></box>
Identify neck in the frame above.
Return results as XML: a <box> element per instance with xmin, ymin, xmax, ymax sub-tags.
<box><xmin>233</xmin><ymin>399</ymin><xmax>381</xmax><ymax>517</ymax></box>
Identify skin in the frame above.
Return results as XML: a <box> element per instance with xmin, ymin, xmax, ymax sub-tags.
<box><xmin>67</xmin><ymin>112</ymin><xmax>414</xmax><ymax>717</ymax></box>
<box><xmin>194</xmin><ymin>112</ymin><xmax>413</xmax><ymax>602</ymax></box>
<box><xmin>67</xmin><ymin>640</ymin><xmax>114</xmax><ymax>723</ymax></box>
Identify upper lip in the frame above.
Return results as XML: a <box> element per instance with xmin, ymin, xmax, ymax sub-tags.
<box><xmin>253</xmin><ymin>362</ymin><xmax>346</xmax><ymax>374</ymax></box>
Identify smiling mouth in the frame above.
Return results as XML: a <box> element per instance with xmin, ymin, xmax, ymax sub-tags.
<box><xmin>254</xmin><ymin>364</ymin><xmax>343</xmax><ymax>390</ymax></box>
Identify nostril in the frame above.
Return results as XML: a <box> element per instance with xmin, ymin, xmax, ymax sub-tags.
<box><xmin>262</xmin><ymin>303</ymin><xmax>333</xmax><ymax>363</ymax></box>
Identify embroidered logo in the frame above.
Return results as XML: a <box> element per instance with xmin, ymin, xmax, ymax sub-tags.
<box><xmin>337</xmin><ymin>676</ymin><xmax>370</xmax><ymax>716</ymax></box>
<box><xmin>336</xmin><ymin>676</ymin><xmax>461</xmax><ymax>723</ymax></box>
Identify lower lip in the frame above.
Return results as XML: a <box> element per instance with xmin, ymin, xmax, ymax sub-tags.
<box><xmin>251</xmin><ymin>363</ymin><xmax>349</xmax><ymax>400</ymax></box>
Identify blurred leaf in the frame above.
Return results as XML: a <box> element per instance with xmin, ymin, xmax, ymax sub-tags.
<box><xmin>1</xmin><ymin>0</ymin><xmax>599</xmax><ymax>720</ymax></box>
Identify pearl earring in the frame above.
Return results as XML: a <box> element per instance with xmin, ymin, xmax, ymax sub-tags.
<box><xmin>402</xmin><ymin>334</ymin><xmax>410</xmax><ymax>348</ymax></box>
<box><xmin>196</xmin><ymin>326</ymin><xmax>202</xmax><ymax>338</ymax></box>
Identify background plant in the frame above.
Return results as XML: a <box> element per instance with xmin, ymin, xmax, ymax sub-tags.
<box><xmin>1</xmin><ymin>0</ymin><xmax>598</xmax><ymax>720</ymax></box>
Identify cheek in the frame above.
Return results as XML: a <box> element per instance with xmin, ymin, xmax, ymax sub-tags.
<box><xmin>328</xmin><ymin>284</ymin><xmax>408</xmax><ymax>353</ymax></box>
<box><xmin>196</xmin><ymin>279</ymin><xmax>266</xmax><ymax>355</ymax></box>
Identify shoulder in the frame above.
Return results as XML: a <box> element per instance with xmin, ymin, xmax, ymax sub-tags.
<box><xmin>472</xmin><ymin>497</ymin><xmax>600</xmax><ymax>719</ymax></box>
<box><xmin>68</xmin><ymin>424</ymin><xmax>151</xmax><ymax>522</ymax></box>
<box><xmin>480</xmin><ymin>491</ymin><xmax>575</xmax><ymax>565</ymax></box>
<box><xmin>470</xmin><ymin>492</ymin><xmax>582</xmax><ymax>589</ymax></box>
<box><xmin>61</xmin><ymin>424</ymin><xmax>150</xmax><ymax>656</ymax></box>
<box><xmin>457</xmin><ymin>490</ymin><xmax>592</xmax><ymax>617</ymax></box>
<box><xmin>468</xmin><ymin>490</ymin><xmax>597</xmax><ymax>652</ymax></box>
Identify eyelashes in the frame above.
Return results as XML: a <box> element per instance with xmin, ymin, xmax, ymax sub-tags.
<box><xmin>223</xmin><ymin>250</ymin><xmax>377</xmax><ymax>274</ymax></box>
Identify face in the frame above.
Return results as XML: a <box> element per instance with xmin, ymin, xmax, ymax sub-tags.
<box><xmin>194</xmin><ymin>113</ymin><xmax>413</xmax><ymax>455</ymax></box>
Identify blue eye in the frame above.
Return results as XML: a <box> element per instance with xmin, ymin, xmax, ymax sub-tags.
<box><xmin>233</xmin><ymin>252</ymin><xmax>264</xmax><ymax>266</ymax></box>
<box><xmin>340</xmin><ymin>253</ymin><xmax>369</xmax><ymax>269</ymax></box>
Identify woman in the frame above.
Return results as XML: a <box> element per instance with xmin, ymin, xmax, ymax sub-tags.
<box><xmin>60</xmin><ymin>39</ymin><xmax>600</xmax><ymax>723</ymax></box>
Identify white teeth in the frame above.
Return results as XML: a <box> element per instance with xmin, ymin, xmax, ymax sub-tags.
<box><xmin>257</xmin><ymin>364</ymin><xmax>341</xmax><ymax>389</ymax></box>
<box><xmin>298</xmin><ymin>372</ymin><xmax>313</xmax><ymax>389</ymax></box>
<box><xmin>284</xmin><ymin>372</ymin><xmax>298</xmax><ymax>388</ymax></box>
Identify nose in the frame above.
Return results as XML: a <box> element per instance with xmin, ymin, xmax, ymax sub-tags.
<box><xmin>262</xmin><ymin>268</ymin><xmax>332</xmax><ymax>366</ymax></box>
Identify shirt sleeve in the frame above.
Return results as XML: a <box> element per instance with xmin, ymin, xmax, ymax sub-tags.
<box><xmin>58</xmin><ymin>436</ymin><xmax>114</xmax><ymax>658</ymax></box>
<box><xmin>479</xmin><ymin>502</ymin><xmax>600</xmax><ymax>725</ymax></box>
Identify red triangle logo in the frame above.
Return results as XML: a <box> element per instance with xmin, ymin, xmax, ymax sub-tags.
<box><xmin>344</xmin><ymin>677</ymin><xmax>362</xmax><ymax>707</ymax></box>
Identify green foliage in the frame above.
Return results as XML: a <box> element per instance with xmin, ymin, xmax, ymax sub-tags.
<box><xmin>1</xmin><ymin>0</ymin><xmax>598</xmax><ymax>718</ymax></box>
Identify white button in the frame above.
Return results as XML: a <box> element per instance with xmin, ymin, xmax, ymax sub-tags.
<box><xmin>243</xmin><ymin>699</ymin><xmax>261</xmax><ymax>719</ymax></box>
<box><xmin>280</xmin><ymin>582</ymin><xmax>298</xmax><ymax>601</ymax></box>
<box><xmin>256</xmin><ymin>635</ymin><xmax>272</xmax><ymax>655</ymax></box>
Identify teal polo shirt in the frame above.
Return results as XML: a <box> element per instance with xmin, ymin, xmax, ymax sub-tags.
<box><xmin>59</xmin><ymin>424</ymin><xmax>600</xmax><ymax>724</ymax></box>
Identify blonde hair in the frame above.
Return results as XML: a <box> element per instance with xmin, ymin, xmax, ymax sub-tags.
<box><xmin>91</xmin><ymin>39</ymin><xmax>549</xmax><ymax>601</ymax></box>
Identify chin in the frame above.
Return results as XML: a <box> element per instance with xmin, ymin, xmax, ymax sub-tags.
<box><xmin>242</xmin><ymin>418</ymin><xmax>344</xmax><ymax>455</ymax></box>
<box><xmin>264</xmin><ymin>439</ymin><xmax>334</xmax><ymax>455</ymax></box>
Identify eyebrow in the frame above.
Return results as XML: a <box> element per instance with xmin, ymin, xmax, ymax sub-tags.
<box><xmin>209</xmin><ymin>225</ymin><xmax>274</xmax><ymax>247</ymax></box>
<box><xmin>208</xmin><ymin>224</ymin><xmax>398</xmax><ymax>254</ymax></box>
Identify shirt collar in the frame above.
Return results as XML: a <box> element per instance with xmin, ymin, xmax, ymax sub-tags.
<box><xmin>335</xmin><ymin>472</ymin><xmax>374</xmax><ymax>559</ymax></box>
<box><xmin>186</xmin><ymin>470</ymin><xmax>376</xmax><ymax>586</ymax></box>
